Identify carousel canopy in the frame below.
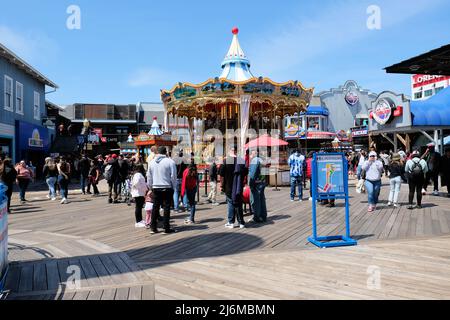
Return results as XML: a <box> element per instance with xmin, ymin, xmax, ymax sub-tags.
<box><xmin>161</xmin><ymin>28</ymin><xmax>314</xmax><ymax>119</ymax></box>
<box><xmin>220</xmin><ymin>27</ymin><xmax>254</xmax><ymax>81</ymax></box>
<box><xmin>148</xmin><ymin>116</ymin><xmax>163</xmax><ymax>135</ymax></box>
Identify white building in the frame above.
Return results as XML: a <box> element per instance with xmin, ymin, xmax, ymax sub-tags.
<box><xmin>411</xmin><ymin>74</ymin><xmax>450</xmax><ymax>100</ymax></box>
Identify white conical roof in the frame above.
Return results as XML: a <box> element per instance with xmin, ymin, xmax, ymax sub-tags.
<box><xmin>148</xmin><ymin>117</ymin><xmax>163</xmax><ymax>136</ymax></box>
<box><xmin>220</xmin><ymin>27</ymin><xmax>254</xmax><ymax>81</ymax></box>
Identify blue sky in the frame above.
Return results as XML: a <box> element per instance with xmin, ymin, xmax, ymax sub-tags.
<box><xmin>1</xmin><ymin>0</ymin><xmax>450</xmax><ymax>105</ymax></box>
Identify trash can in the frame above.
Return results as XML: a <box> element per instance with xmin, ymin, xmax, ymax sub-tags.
<box><xmin>0</xmin><ymin>183</ymin><xmax>8</xmax><ymax>293</ymax></box>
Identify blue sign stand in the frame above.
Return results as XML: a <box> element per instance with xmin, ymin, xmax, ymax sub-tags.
<box><xmin>308</xmin><ymin>153</ymin><xmax>357</xmax><ymax>248</ymax></box>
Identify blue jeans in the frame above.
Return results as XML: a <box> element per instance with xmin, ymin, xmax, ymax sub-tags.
<box><xmin>226</xmin><ymin>196</ymin><xmax>244</xmax><ymax>225</ymax></box>
<box><xmin>290</xmin><ymin>176</ymin><xmax>303</xmax><ymax>200</ymax></box>
<box><xmin>46</xmin><ymin>177</ymin><xmax>57</xmax><ymax>198</ymax></box>
<box><xmin>365</xmin><ymin>180</ymin><xmax>381</xmax><ymax>206</ymax></box>
<box><xmin>80</xmin><ymin>175</ymin><xmax>88</xmax><ymax>193</ymax></box>
<box><xmin>250</xmin><ymin>182</ymin><xmax>267</xmax><ymax>222</ymax></box>
<box><xmin>58</xmin><ymin>175</ymin><xmax>69</xmax><ymax>199</ymax></box>
<box><xmin>173</xmin><ymin>178</ymin><xmax>182</xmax><ymax>210</ymax></box>
<box><xmin>357</xmin><ymin>166</ymin><xmax>362</xmax><ymax>180</ymax></box>
<box><xmin>186</xmin><ymin>188</ymin><xmax>197</xmax><ymax>222</ymax></box>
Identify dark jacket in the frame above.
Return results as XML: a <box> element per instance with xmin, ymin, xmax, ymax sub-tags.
<box><xmin>209</xmin><ymin>163</ymin><xmax>218</xmax><ymax>182</ymax></box>
<box><xmin>1</xmin><ymin>164</ymin><xmax>17</xmax><ymax>186</ymax></box>
<box><xmin>426</xmin><ymin>151</ymin><xmax>441</xmax><ymax>173</ymax></box>
<box><xmin>118</xmin><ymin>159</ymin><xmax>129</xmax><ymax>181</ymax></box>
<box><xmin>78</xmin><ymin>157</ymin><xmax>90</xmax><ymax>177</ymax></box>
<box><xmin>177</xmin><ymin>162</ymin><xmax>188</xmax><ymax>180</ymax></box>
<box><xmin>43</xmin><ymin>165</ymin><xmax>58</xmax><ymax>179</ymax></box>
<box><xmin>219</xmin><ymin>156</ymin><xmax>247</xmax><ymax>200</ymax></box>
<box><xmin>105</xmin><ymin>159</ymin><xmax>120</xmax><ymax>182</ymax></box>
<box><xmin>388</xmin><ymin>162</ymin><xmax>405</xmax><ymax>181</ymax></box>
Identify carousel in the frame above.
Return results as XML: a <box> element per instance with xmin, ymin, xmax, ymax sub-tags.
<box><xmin>161</xmin><ymin>27</ymin><xmax>314</xmax><ymax>159</ymax></box>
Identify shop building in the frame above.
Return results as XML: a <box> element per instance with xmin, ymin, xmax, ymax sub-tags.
<box><xmin>411</xmin><ymin>74</ymin><xmax>450</xmax><ymax>101</ymax></box>
<box><xmin>0</xmin><ymin>42</ymin><xmax>58</xmax><ymax>165</ymax></box>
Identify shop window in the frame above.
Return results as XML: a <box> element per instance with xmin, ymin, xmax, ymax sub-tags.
<box><xmin>16</xmin><ymin>82</ymin><xmax>24</xmax><ymax>115</ymax></box>
<box><xmin>4</xmin><ymin>75</ymin><xmax>13</xmax><ymax>111</ymax></box>
<box><xmin>424</xmin><ymin>89</ymin><xmax>433</xmax><ymax>97</ymax></box>
<box><xmin>414</xmin><ymin>92</ymin><xmax>423</xmax><ymax>99</ymax></box>
<box><xmin>435</xmin><ymin>87</ymin><xmax>444</xmax><ymax>94</ymax></box>
<box><xmin>307</xmin><ymin>117</ymin><xmax>320</xmax><ymax>131</ymax></box>
<box><xmin>34</xmin><ymin>91</ymin><xmax>40</xmax><ymax>120</ymax></box>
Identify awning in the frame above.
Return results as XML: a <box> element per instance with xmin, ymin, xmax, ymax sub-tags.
<box><xmin>301</xmin><ymin>105</ymin><xmax>329</xmax><ymax>116</ymax></box>
<box><xmin>411</xmin><ymin>86</ymin><xmax>450</xmax><ymax>126</ymax></box>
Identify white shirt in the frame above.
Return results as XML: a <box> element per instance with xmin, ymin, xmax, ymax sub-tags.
<box><xmin>131</xmin><ymin>173</ymin><xmax>148</xmax><ymax>198</ymax></box>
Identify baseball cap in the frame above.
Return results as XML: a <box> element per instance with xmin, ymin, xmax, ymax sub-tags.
<box><xmin>111</xmin><ymin>154</ymin><xmax>118</xmax><ymax>159</ymax></box>
<box><xmin>369</xmin><ymin>151</ymin><xmax>377</xmax><ymax>157</ymax></box>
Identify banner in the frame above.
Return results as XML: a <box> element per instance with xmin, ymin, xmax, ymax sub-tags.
<box><xmin>240</xmin><ymin>95</ymin><xmax>251</xmax><ymax>156</ymax></box>
<box><xmin>0</xmin><ymin>184</ymin><xmax>8</xmax><ymax>291</ymax></box>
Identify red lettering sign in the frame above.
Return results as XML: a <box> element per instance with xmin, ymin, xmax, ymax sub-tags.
<box><xmin>412</xmin><ymin>74</ymin><xmax>450</xmax><ymax>88</ymax></box>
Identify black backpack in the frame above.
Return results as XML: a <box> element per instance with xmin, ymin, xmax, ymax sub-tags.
<box><xmin>410</xmin><ymin>160</ymin><xmax>424</xmax><ymax>178</ymax></box>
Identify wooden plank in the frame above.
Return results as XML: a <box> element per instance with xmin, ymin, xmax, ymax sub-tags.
<box><xmin>18</xmin><ymin>265</ymin><xmax>34</xmax><ymax>293</ymax></box>
<box><xmin>87</xmin><ymin>289</ymin><xmax>103</xmax><ymax>300</ymax></box>
<box><xmin>100</xmin><ymin>288</ymin><xmax>116</xmax><ymax>300</ymax></box>
<box><xmin>128</xmin><ymin>286</ymin><xmax>142</xmax><ymax>300</ymax></box>
<box><xmin>32</xmin><ymin>263</ymin><xmax>48</xmax><ymax>292</ymax></box>
<box><xmin>4</xmin><ymin>264</ymin><xmax>21</xmax><ymax>293</ymax></box>
<box><xmin>78</xmin><ymin>258</ymin><xmax>102</xmax><ymax>288</ymax></box>
<box><xmin>141</xmin><ymin>284</ymin><xmax>155</xmax><ymax>300</ymax></box>
<box><xmin>89</xmin><ymin>256</ymin><xmax>115</xmax><ymax>286</ymax></box>
<box><xmin>72</xmin><ymin>291</ymin><xmax>90</xmax><ymax>300</ymax></box>
<box><xmin>45</xmin><ymin>261</ymin><xmax>61</xmax><ymax>292</ymax></box>
<box><xmin>114</xmin><ymin>287</ymin><xmax>129</xmax><ymax>300</ymax></box>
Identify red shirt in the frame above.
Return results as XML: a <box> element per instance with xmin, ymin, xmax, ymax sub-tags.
<box><xmin>306</xmin><ymin>158</ymin><xmax>312</xmax><ymax>179</ymax></box>
<box><xmin>181</xmin><ymin>168</ymin><xmax>197</xmax><ymax>196</ymax></box>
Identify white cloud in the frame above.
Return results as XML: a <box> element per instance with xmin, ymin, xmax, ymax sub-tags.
<box><xmin>0</xmin><ymin>25</ymin><xmax>59</xmax><ymax>65</ymax></box>
<box><xmin>127</xmin><ymin>67</ymin><xmax>184</xmax><ymax>89</ymax></box>
<box><xmin>247</xmin><ymin>0</ymin><xmax>446</xmax><ymax>80</ymax></box>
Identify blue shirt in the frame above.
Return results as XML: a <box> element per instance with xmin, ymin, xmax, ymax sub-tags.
<box><xmin>289</xmin><ymin>153</ymin><xmax>305</xmax><ymax>177</ymax></box>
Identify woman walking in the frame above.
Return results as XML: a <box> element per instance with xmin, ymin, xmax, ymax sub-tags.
<box><xmin>387</xmin><ymin>153</ymin><xmax>405</xmax><ymax>208</ymax></box>
<box><xmin>43</xmin><ymin>157</ymin><xmax>58</xmax><ymax>201</ymax></box>
<box><xmin>88</xmin><ymin>160</ymin><xmax>101</xmax><ymax>196</ymax></box>
<box><xmin>57</xmin><ymin>157</ymin><xmax>71</xmax><ymax>204</ymax></box>
<box><xmin>405</xmin><ymin>151</ymin><xmax>428</xmax><ymax>210</ymax></box>
<box><xmin>0</xmin><ymin>158</ymin><xmax>17</xmax><ymax>213</ymax></box>
<box><xmin>362</xmin><ymin>151</ymin><xmax>384</xmax><ymax>212</ymax></box>
<box><xmin>15</xmin><ymin>160</ymin><xmax>33</xmax><ymax>203</ymax></box>
<box><xmin>248</xmin><ymin>151</ymin><xmax>267</xmax><ymax>223</ymax></box>
<box><xmin>181</xmin><ymin>164</ymin><xmax>198</xmax><ymax>224</ymax></box>
<box><xmin>131</xmin><ymin>164</ymin><xmax>148</xmax><ymax>228</ymax></box>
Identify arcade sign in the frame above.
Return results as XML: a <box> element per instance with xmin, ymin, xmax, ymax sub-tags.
<box><xmin>370</xmin><ymin>97</ymin><xmax>404</xmax><ymax>126</ymax></box>
<box><xmin>345</xmin><ymin>89</ymin><xmax>359</xmax><ymax>106</ymax></box>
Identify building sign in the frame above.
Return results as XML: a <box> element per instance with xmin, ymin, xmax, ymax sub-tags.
<box><xmin>351</xmin><ymin>127</ymin><xmax>369</xmax><ymax>137</ymax></box>
<box><xmin>372</xmin><ymin>98</ymin><xmax>393</xmax><ymax>125</ymax></box>
<box><xmin>345</xmin><ymin>89</ymin><xmax>359</xmax><ymax>106</ymax></box>
<box><xmin>28</xmin><ymin>129</ymin><xmax>44</xmax><ymax>148</ymax></box>
<box><xmin>307</xmin><ymin>131</ymin><xmax>335</xmax><ymax>140</ymax></box>
<box><xmin>16</xmin><ymin>121</ymin><xmax>49</xmax><ymax>153</ymax></box>
<box><xmin>412</xmin><ymin>74</ymin><xmax>450</xmax><ymax>88</ymax></box>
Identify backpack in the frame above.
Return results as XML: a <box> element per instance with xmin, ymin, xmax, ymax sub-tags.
<box><xmin>410</xmin><ymin>160</ymin><xmax>424</xmax><ymax>178</ymax></box>
<box><xmin>104</xmin><ymin>164</ymin><xmax>114</xmax><ymax>181</ymax></box>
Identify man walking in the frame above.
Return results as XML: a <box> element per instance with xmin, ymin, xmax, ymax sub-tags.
<box><xmin>249</xmin><ymin>150</ymin><xmax>267</xmax><ymax>223</ymax></box>
<box><xmin>207</xmin><ymin>158</ymin><xmax>219</xmax><ymax>206</ymax></box>
<box><xmin>288</xmin><ymin>149</ymin><xmax>305</xmax><ymax>202</ymax></box>
<box><xmin>147</xmin><ymin>146</ymin><xmax>177</xmax><ymax>234</ymax></box>
<box><xmin>117</xmin><ymin>154</ymin><xmax>130</xmax><ymax>200</ymax></box>
<box><xmin>78</xmin><ymin>154</ymin><xmax>90</xmax><ymax>195</ymax></box>
<box><xmin>220</xmin><ymin>146</ymin><xmax>248</xmax><ymax>229</ymax></box>
<box><xmin>423</xmin><ymin>144</ymin><xmax>441</xmax><ymax>196</ymax></box>
<box><xmin>104</xmin><ymin>154</ymin><xmax>120</xmax><ymax>203</ymax></box>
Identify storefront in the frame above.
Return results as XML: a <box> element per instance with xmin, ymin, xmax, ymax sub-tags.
<box><xmin>15</xmin><ymin>121</ymin><xmax>50</xmax><ymax>177</ymax></box>
<box><xmin>0</xmin><ymin>124</ymin><xmax>15</xmax><ymax>161</ymax></box>
<box><xmin>368</xmin><ymin>88</ymin><xmax>450</xmax><ymax>153</ymax></box>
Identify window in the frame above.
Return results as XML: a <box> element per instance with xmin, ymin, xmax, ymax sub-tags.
<box><xmin>435</xmin><ymin>87</ymin><xmax>444</xmax><ymax>94</ymax></box>
<box><xmin>414</xmin><ymin>92</ymin><xmax>423</xmax><ymax>99</ymax></box>
<box><xmin>16</xmin><ymin>82</ymin><xmax>24</xmax><ymax>114</ymax></box>
<box><xmin>424</xmin><ymin>89</ymin><xmax>433</xmax><ymax>97</ymax></box>
<box><xmin>34</xmin><ymin>91</ymin><xmax>40</xmax><ymax>120</ymax></box>
<box><xmin>4</xmin><ymin>75</ymin><xmax>13</xmax><ymax>111</ymax></box>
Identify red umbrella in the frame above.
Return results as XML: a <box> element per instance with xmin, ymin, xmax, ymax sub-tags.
<box><xmin>245</xmin><ymin>134</ymin><xmax>288</xmax><ymax>149</ymax></box>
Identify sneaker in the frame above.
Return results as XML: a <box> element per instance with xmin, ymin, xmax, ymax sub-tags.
<box><xmin>290</xmin><ymin>199</ymin><xmax>295</xmax><ymax>202</ymax></box>
<box><xmin>393</xmin><ymin>203</ymin><xmax>399</xmax><ymax>208</ymax></box>
<box><xmin>308</xmin><ymin>197</ymin><xmax>313</xmax><ymax>201</ymax></box>
<box><xmin>163</xmin><ymin>229</ymin><xmax>176</xmax><ymax>234</ymax></box>
<box><xmin>239</xmin><ymin>224</ymin><xmax>245</xmax><ymax>229</ymax></box>
<box><xmin>145</xmin><ymin>224</ymin><xmax>151</xmax><ymax>229</ymax></box>
<box><xmin>387</xmin><ymin>202</ymin><xmax>392</xmax><ymax>207</ymax></box>
<box><xmin>51</xmin><ymin>197</ymin><xmax>57</xmax><ymax>201</ymax></box>
<box><xmin>298</xmin><ymin>199</ymin><xmax>303</xmax><ymax>203</ymax></box>
<box><xmin>149</xmin><ymin>229</ymin><xmax>158</xmax><ymax>234</ymax></box>
<box><xmin>212</xmin><ymin>202</ymin><xmax>220</xmax><ymax>206</ymax></box>
<box><xmin>184</xmin><ymin>219</ymin><xmax>193</xmax><ymax>225</ymax></box>
<box><xmin>46</xmin><ymin>195</ymin><xmax>51</xmax><ymax>199</ymax></box>
<box><xmin>225</xmin><ymin>223</ymin><xmax>235</xmax><ymax>229</ymax></box>
<box><xmin>407</xmin><ymin>205</ymin><xmax>414</xmax><ymax>210</ymax></box>
<box><xmin>135</xmin><ymin>221</ymin><xmax>146</xmax><ymax>228</ymax></box>
<box><xmin>416</xmin><ymin>205</ymin><xmax>423</xmax><ymax>209</ymax></box>
<box><xmin>61</xmin><ymin>198</ymin><xmax>67</xmax><ymax>204</ymax></box>
<box><xmin>108</xmin><ymin>198</ymin><xmax>113</xmax><ymax>204</ymax></box>
<box><xmin>422</xmin><ymin>189</ymin><xmax>427</xmax><ymax>195</ymax></box>
<box><xmin>368</xmin><ymin>206</ymin><xmax>374</xmax><ymax>212</ymax></box>
<box><xmin>433</xmin><ymin>191</ymin><xmax>439</xmax><ymax>196</ymax></box>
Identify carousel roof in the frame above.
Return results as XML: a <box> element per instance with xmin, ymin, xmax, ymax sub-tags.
<box><xmin>148</xmin><ymin>117</ymin><xmax>163</xmax><ymax>135</ymax></box>
<box><xmin>220</xmin><ymin>27</ymin><xmax>254</xmax><ymax>81</ymax></box>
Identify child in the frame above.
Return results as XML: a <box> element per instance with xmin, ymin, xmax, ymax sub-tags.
<box><xmin>144</xmin><ymin>192</ymin><xmax>154</xmax><ymax>229</ymax></box>
<box><xmin>181</xmin><ymin>164</ymin><xmax>198</xmax><ymax>224</ymax></box>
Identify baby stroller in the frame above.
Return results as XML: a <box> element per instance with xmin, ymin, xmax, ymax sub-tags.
<box><xmin>121</xmin><ymin>175</ymin><xmax>133</xmax><ymax>206</ymax></box>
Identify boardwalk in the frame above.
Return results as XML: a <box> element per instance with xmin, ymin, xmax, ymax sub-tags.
<box><xmin>3</xmin><ymin>177</ymin><xmax>450</xmax><ymax>300</ymax></box>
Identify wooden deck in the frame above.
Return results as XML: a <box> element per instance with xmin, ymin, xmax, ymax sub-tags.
<box><xmin>3</xmin><ymin>178</ymin><xmax>450</xmax><ymax>299</ymax></box>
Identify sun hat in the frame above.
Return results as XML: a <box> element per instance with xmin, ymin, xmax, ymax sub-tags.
<box><xmin>391</xmin><ymin>153</ymin><xmax>401</xmax><ymax>161</ymax></box>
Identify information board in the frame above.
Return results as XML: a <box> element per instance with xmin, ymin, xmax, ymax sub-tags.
<box><xmin>316</xmin><ymin>154</ymin><xmax>345</xmax><ymax>194</ymax></box>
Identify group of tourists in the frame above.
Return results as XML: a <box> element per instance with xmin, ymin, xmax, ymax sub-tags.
<box><xmin>353</xmin><ymin>145</ymin><xmax>450</xmax><ymax>211</ymax></box>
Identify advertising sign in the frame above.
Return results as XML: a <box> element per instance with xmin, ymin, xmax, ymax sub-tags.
<box><xmin>316</xmin><ymin>154</ymin><xmax>345</xmax><ymax>194</ymax></box>
<box><xmin>412</xmin><ymin>74</ymin><xmax>450</xmax><ymax>88</ymax></box>
<box><xmin>0</xmin><ymin>185</ymin><xmax>8</xmax><ymax>291</ymax></box>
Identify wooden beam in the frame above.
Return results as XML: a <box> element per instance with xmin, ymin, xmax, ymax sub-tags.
<box><xmin>396</xmin><ymin>134</ymin><xmax>407</xmax><ymax>147</ymax></box>
<box><xmin>381</xmin><ymin>133</ymin><xmax>395</xmax><ymax>147</ymax></box>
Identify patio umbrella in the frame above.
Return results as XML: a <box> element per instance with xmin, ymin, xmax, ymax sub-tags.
<box><xmin>244</xmin><ymin>134</ymin><xmax>288</xmax><ymax>149</ymax></box>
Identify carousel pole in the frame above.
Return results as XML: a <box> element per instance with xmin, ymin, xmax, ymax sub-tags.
<box><xmin>273</xmin><ymin>108</ymin><xmax>280</xmax><ymax>192</ymax></box>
